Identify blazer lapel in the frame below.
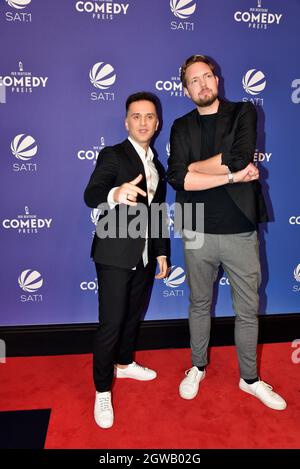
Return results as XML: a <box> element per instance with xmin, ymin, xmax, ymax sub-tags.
<box><xmin>214</xmin><ymin>100</ymin><xmax>232</xmax><ymax>154</ymax></box>
<box><xmin>122</xmin><ymin>139</ymin><xmax>149</xmax><ymax>203</ymax></box>
<box><xmin>122</xmin><ymin>139</ymin><xmax>144</xmax><ymax>171</ymax></box>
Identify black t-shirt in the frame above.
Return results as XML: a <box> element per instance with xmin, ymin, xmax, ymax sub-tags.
<box><xmin>192</xmin><ymin>112</ymin><xmax>256</xmax><ymax>234</ymax></box>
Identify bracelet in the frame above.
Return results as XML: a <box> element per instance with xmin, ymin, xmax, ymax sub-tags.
<box><xmin>227</xmin><ymin>171</ymin><xmax>234</xmax><ymax>184</ymax></box>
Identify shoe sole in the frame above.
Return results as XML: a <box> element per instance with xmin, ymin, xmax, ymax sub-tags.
<box><xmin>179</xmin><ymin>372</ymin><xmax>206</xmax><ymax>400</ymax></box>
<box><xmin>95</xmin><ymin>420</ymin><xmax>114</xmax><ymax>429</ymax></box>
<box><xmin>116</xmin><ymin>375</ymin><xmax>157</xmax><ymax>380</ymax></box>
<box><xmin>179</xmin><ymin>389</ymin><xmax>198</xmax><ymax>400</ymax></box>
<box><xmin>239</xmin><ymin>384</ymin><xmax>287</xmax><ymax>411</ymax></box>
<box><xmin>115</xmin><ymin>370</ymin><xmax>157</xmax><ymax>380</ymax></box>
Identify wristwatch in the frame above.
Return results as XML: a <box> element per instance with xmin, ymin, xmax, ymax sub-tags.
<box><xmin>228</xmin><ymin>170</ymin><xmax>234</xmax><ymax>184</ymax></box>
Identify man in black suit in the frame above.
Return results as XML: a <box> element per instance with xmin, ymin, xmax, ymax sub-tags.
<box><xmin>84</xmin><ymin>92</ymin><xmax>169</xmax><ymax>428</ymax></box>
<box><xmin>167</xmin><ymin>55</ymin><xmax>286</xmax><ymax>410</ymax></box>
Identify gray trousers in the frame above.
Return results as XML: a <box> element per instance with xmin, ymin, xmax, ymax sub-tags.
<box><xmin>183</xmin><ymin>230</ymin><xmax>261</xmax><ymax>380</ymax></box>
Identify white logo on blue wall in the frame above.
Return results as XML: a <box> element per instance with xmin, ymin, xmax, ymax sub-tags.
<box><xmin>0</xmin><ymin>61</ymin><xmax>48</xmax><ymax>94</ymax></box>
<box><xmin>293</xmin><ymin>264</ymin><xmax>300</xmax><ymax>293</ymax></box>
<box><xmin>243</xmin><ymin>69</ymin><xmax>266</xmax><ymax>95</ymax></box>
<box><xmin>289</xmin><ymin>216</ymin><xmax>300</xmax><ymax>225</ymax></box>
<box><xmin>220</xmin><ymin>276</ymin><xmax>230</xmax><ymax>286</ymax></box>
<box><xmin>11</xmin><ymin>134</ymin><xmax>37</xmax><ymax>161</ymax></box>
<box><xmin>90</xmin><ymin>63</ymin><xmax>116</xmax><ymax>89</ymax></box>
<box><xmin>0</xmin><ymin>62</ymin><xmax>48</xmax><ymax>93</ymax></box>
<box><xmin>164</xmin><ymin>266</ymin><xmax>186</xmax><ymax>288</ymax></box>
<box><xmin>6</xmin><ymin>0</ymin><xmax>31</xmax><ymax>9</ymax></box>
<box><xmin>75</xmin><ymin>1</ymin><xmax>129</xmax><ymax>20</ymax></box>
<box><xmin>2</xmin><ymin>206</ymin><xmax>52</xmax><ymax>234</ymax></box>
<box><xmin>155</xmin><ymin>70</ymin><xmax>183</xmax><ymax>97</ymax></box>
<box><xmin>253</xmin><ymin>149</ymin><xmax>272</xmax><ymax>164</ymax></box>
<box><xmin>294</xmin><ymin>265</ymin><xmax>300</xmax><ymax>283</ymax></box>
<box><xmin>170</xmin><ymin>0</ymin><xmax>196</xmax><ymax>19</ymax></box>
<box><xmin>80</xmin><ymin>279</ymin><xmax>98</xmax><ymax>294</ymax></box>
<box><xmin>5</xmin><ymin>0</ymin><xmax>32</xmax><ymax>22</ymax></box>
<box><xmin>18</xmin><ymin>269</ymin><xmax>43</xmax><ymax>293</ymax></box>
<box><xmin>233</xmin><ymin>1</ymin><xmax>283</xmax><ymax>29</ymax></box>
<box><xmin>77</xmin><ymin>141</ymin><xmax>105</xmax><ymax>164</ymax></box>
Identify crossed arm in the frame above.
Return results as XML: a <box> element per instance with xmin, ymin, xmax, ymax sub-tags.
<box><xmin>167</xmin><ymin>103</ymin><xmax>259</xmax><ymax>192</ymax></box>
<box><xmin>184</xmin><ymin>154</ymin><xmax>258</xmax><ymax>190</ymax></box>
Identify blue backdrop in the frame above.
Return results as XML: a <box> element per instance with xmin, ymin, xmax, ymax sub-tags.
<box><xmin>0</xmin><ymin>0</ymin><xmax>299</xmax><ymax>326</ymax></box>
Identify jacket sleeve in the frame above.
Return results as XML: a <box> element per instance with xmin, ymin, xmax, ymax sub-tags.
<box><xmin>221</xmin><ymin>102</ymin><xmax>257</xmax><ymax>172</ymax></box>
<box><xmin>153</xmin><ymin>230</ymin><xmax>171</xmax><ymax>262</ymax></box>
<box><xmin>166</xmin><ymin>121</ymin><xmax>190</xmax><ymax>191</ymax></box>
<box><xmin>84</xmin><ymin>147</ymin><xmax>120</xmax><ymax>208</ymax></box>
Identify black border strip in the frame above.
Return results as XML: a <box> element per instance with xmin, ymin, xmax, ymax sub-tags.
<box><xmin>0</xmin><ymin>314</ymin><xmax>299</xmax><ymax>357</ymax></box>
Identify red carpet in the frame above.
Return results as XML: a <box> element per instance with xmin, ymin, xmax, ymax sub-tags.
<box><xmin>1</xmin><ymin>343</ymin><xmax>299</xmax><ymax>448</ymax></box>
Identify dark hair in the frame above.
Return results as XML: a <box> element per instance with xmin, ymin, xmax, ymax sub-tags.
<box><xmin>180</xmin><ymin>55</ymin><xmax>216</xmax><ymax>87</ymax></box>
<box><xmin>125</xmin><ymin>91</ymin><xmax>160</xmax><ymax>114</ymax></box>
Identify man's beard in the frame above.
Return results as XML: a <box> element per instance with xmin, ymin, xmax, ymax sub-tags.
<box><xmin>194</xmin><ymin>89</ymin><xmax>218</xmax><ymax>107</ymax></box>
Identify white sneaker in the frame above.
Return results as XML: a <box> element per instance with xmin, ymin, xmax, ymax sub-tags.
<box><xmin>115</xmin><ymin>361</ymin><xmax>157</xmax><ymax>381</ymax></box>
<box><xmin>94</xmin><ymin>391</ymin><xmax>114</xmax><ymax>428</ymax></box>
<box><xmin>239</xmin><ymin>378</ymin><xmax>287</xmax><ymax>410</ymax></box>
<box><xmin>179</xmin><ymin>366</ymin><xmax>206</xmax><ymax>400</ymax></box>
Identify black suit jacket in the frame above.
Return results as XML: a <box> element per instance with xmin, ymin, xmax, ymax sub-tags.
<box><xmin>84</xmin><ymin>139</ymin><xmax>170</xmax><ymax>268</ymax></box>
<box><xmin>167</xmin><ymin>100</ymin><xmax>268</xmax><ymax>226</ymax></box>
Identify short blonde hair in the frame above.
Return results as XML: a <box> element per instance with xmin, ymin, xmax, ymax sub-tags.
<box><xmin>180</xmin><ymin>55</ymin><xmax>216</xmax><ymax>87</ymax></box>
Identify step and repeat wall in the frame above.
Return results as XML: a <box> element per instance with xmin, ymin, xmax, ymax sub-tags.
<box><xmin>0</xmin><ymin>0</ymin><xmax>299</xmax><ymax>326</ymax></box>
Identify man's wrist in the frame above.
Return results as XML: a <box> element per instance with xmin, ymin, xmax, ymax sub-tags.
<box><xmin>227</xmin><ymin>170</ymin><xmax>234</xmax><ymax>184</ymax></box>
<box><xmin>107</xmin><ymin>187</ymin><xmax>120</xmax><ymax>208</ymax></box>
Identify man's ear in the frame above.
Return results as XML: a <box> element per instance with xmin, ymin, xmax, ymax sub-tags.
<box><xmin>215</xmin><ymin>75</ymin><xmax>219</xmax><ymax>86</ymax></box>
<box><xmin>155</xmin><ymin>120</ymin><xmax>159</xmax><ymax>131</ymax></box>
<box><xmin>125</xmin><ymin>118</ymin><xmax>129</xmax><ymax>131</ymax></box>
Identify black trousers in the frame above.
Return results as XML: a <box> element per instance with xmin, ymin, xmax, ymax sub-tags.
<box><xmin>93</xmin><ymin>259</ymin><xmax>155</xmax><ymax>392</ymax></box>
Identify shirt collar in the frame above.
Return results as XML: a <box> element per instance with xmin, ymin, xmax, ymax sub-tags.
<box><xmin>128</xmin><ymin>137</ymin><xmax>154</xmax><ymax>161</ymax></box>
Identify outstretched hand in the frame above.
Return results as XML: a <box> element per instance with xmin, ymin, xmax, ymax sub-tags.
<box><xmin>113</xmin><ymin>174</ymin><xmax>147</xmax><ymax>206</ymax></box>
